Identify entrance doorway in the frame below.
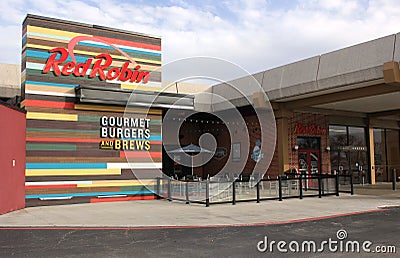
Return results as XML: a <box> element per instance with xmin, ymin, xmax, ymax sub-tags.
<box><xmin>297</xmin><ymin>137</ymin><xmax>321</xmax><ymax>175</ymax></box>
<box><xmin>298</xmin><ymin>151</ymin><xmax>320</xmax><ymax>175</ymax></box>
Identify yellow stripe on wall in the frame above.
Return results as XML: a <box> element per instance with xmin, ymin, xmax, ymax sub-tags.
<box><xmin>29</xmin><ymin>35</ymin><xmax>70</xmax><ymax>44</ymax></box>
<box><xmin>27</xmin><ymin>25</ymin><xmax>91</xmax><ymax>39</ymax></box>
<box><xmin>74</xmin><ymin>104</ymin><xmax>162</xmax><ymax>115</ymax></box>
<box><xmin>27</xmin><ymin>112</ymin><xmax>78</xmax><ymax>121</ymax></box>
<box><xmin>26</xmin><ymin>84</ymin><xmax>75</xmax><ymax>94</ymax></box>
<box><xmin>121</xmin><ymin>84</ymin><xmax>162</xmax><ymax>92</ymax></box>
<box><xmin>26</xmin><ymin>168</ymin><xmax>121</xmax><ymax>176</ymax></box>
<box><xmin>110</xmin><ymin>61</ymin><xmax>160</xmax><ymax>71</ymax></box>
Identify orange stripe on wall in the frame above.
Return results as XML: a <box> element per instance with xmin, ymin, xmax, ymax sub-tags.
<box><xmin>95</xmin><ymin>36</ymin><xmax>161</xmax><ymax>51</ymax></box>
<box><xmin>27</xmin><ymin>137</ymin><xmax>100</xmax><ymax>143</ymax></box>
<box><xmin>25</xmin><ymin>184</ymin><xmax>78</xmax><ymax>189</ymax></box>
<box><xmin>120</xmin><ymin>152</ymin><xmax>162</xmax><ymax>158</ymax></box>
<box><xmin>24</xmin><ymin>99</ymin><xmax>75</xmax><ymax>109</ymax></box>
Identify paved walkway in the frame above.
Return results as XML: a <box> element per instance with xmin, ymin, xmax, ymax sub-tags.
<box><xmin>354</xmin><ymin>182</ymin><xmax>400</xmax><ymax>197</ymax></box>
<box><xmin>0</xmin><ymin>193</ymin><xmax>399</xmax><ymax>228</ymax></box>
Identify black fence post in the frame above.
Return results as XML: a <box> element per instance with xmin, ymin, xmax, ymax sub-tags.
<box><xmin>304</xmin><ymin>174</ymin><xmax>308</xmax><ymax>191</ymax></box>
<box><xmin>256</xmin><ymin>181</ymin><xmax>260</xmax><ymax>203</ymax></box>
<box><xmin>299</xmin><ymin>174</ymin><xmax>303</xmax><ymax>199</ymax></box>
<box><xmin>278</xmin><ymin>176</ymin><xmax>283</xmax><ymax>201</ymax></box>
<box><xmin>350</xmin><ymin>175</ymin><xmax>354</xmax><ymax>195</ymax></box>
<box><xmin>318</xmin><ymin>174</ymin><xmax>322</xmax><ymax>198</ymax></box>
<box><xmin>156</xmin><ymin>177</ymin><xmax>161</xmax><ymax>199</ymax></box>
<box><xmin>167</xmin><ymin>177</ymin><xmax>172</xmax><ymax>201</ymax></box>
<box><xmin>206</xmin><ymin>180</ymin><xmax>210</xmax><ymax>207</ymax></box>
<box><xmin>232</xmin><ymin>180</ymin><xmax>236</xmax><ymax>205</ymax></box>
<box><xmin>392</xmin><ymin>168</ymin><xmax>397</xmax><ymax>191</ymax></box>
<box><xmin>335</xmin><ymin>173</ymin><xmax>339</xmax><ymax>196</ymax></box>
<box><xmin>185</xmin><ymin>181</ymin><xmax>189</xmax><ymax>204</ymax></box>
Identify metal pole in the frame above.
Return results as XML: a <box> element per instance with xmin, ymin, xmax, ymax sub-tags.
<box><xmin>304</xmin><ymin>173</ymin><xmax>308</xmax><ymax>191</ymax></box>
<box><xmin>278</xmin><ymin>176</ymin><xmax>282</xmax><ymax>201</ymax></box>
<box><xmin>335</xmin><ymin>173</ymin><xmax>339</xmax><ymax>196</ymax></box>
<box><xmin>167</xmin><ymin>177</ymin><xmax>172</xmax><ymax>201</ymax></box>
<box><xmin>185</xmin><ymin>181</ymin><xmax>189</xmax><ymax>204</ymax></box>
<box><xmin>206</xmin><ymin>180</ymin><xmax>210</xmax><ymax>207</ymax></box>
<box><xmin>318</xmin><ymin>174</ymin><xmax>322</xmax><ymax>198</ymax></box>
<box><xmin>156</xmin><ymin>177</ymin><xmax>161</xmax><ymax>200</ymax></box>
<box><xmin>256</xmin><ymin>181</ymin><xmax>260</xmax><ymax>203</ymax></box>
<box><xmin>232</xmin><ymin>180</ymin><xmax>236</xmax><ymax>205</ymax></box>
<box><xmin>350</xmin><ymin>175</ymin><xmax>354</xmax><ymax>195</ymax></box>
<box><xmin>299</xmin><ymin>174</ymin><xmax>303</xmax><ymax>199</ymax></box>
<box><xmin>392</xmin><ymin>168</ymin><xmax>396</xmax><ymax>191</ymax></box>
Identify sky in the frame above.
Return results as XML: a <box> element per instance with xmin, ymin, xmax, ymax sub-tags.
<box><xmin>1</xmin><ymin>0</ymin><xmax>400</xmax><ymax>76</ymax></box>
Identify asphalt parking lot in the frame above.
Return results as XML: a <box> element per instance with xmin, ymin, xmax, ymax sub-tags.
<box><xmin>1</xmin><ymin>207</ymin><xmax>398</xmax><ymax>257</ymax></box>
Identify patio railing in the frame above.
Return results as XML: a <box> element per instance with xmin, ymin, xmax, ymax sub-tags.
<box><xmin>155</xmin><ymin>174</ymin><xmax>354</xmax><ymax>207</ymax></box>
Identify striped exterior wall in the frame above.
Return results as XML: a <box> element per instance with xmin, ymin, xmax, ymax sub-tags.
<box><xmin>22</xmin><ymin>15</ymin><xmax>162</xmax><ymax>206</ymax></box>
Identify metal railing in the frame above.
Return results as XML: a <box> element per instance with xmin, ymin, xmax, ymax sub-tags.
<box><xmin>155</xmin><ymin>174</ymin><xmax>354</xmax><ymax>207</ymax></box>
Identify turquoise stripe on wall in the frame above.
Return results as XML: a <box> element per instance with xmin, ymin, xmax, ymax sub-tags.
<box><xmin>78</xmin><ymin>42</ymin><xmax>161</xmax><ymax>57</ymax></box>
<box><xmin>26</xmin><ymin>80</ymin><xmax>77</xmax><ymax>88</ymax></box>
<box><xmin>26</xmin><ymin>49</ymin><xmax>90</xmax><ymax>63</ymax></box>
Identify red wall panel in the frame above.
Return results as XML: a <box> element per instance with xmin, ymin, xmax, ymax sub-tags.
<box><xmin>0</xmin><ymin>103</ymin><xmax>26</xmax><ymax>215</ymax></box>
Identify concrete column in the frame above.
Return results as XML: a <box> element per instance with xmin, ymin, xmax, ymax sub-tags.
<box><xmin>368</xmin><ymin>127</ymin><xmax>376</xmax><ymax>184</ymax></box>
<box><xmin>275</xmin><ymin>109</ymin><xmax>292</xmax><ymax>175</ymax></box>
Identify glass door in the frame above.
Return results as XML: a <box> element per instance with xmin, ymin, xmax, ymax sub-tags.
<box><xmin>298</xmin><ymin>150</ymin><xmax>320</xmax><ymax>189</ymax></box>
<box><xmin>297</xmin><ymin>137</ymin><xmax>321</xmax><ymax>175</ymax></box>
<box><xmin>310</xmin><ymin>151</ymin><xmax>320</xmax><ymax>174</ymax></box>
<box><xmin>298</xmin><ymin>150</ymin><xmax>320</xmax><ymax>175</ymax></box>
<box><xmin>298</xmin><ymin>151</ymin><xmax>308</xmax><ymax>174</ymax></box>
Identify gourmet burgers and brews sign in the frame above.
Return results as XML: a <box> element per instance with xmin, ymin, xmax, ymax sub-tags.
<box><xmin>99</xmin><ymin>116</ymin><xmax>151</xmax><ymax>151</ymax></box>
<box><xmin>41</xmin><ymin>36</ymin><xmax>153</xmax><ymax>151</ymax></box>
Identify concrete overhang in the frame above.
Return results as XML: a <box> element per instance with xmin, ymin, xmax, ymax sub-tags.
<box><xmin>201</xmin><ymin>33</ymin><xmax>400</xmax><ymax>124</ymax></box>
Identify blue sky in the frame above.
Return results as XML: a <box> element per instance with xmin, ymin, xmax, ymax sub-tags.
<box><xmin>1</xmin><ymin>0</ymin><xmax>399</xmax><ymax>75</ymax></box>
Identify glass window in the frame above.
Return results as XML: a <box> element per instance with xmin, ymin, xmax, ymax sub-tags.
<box><xmin>329</xmin><ymin>126</ymin><xmax>347</xmax><ymax>174</ymax></box>
<box><xmin>386</xmin><ymin>129</ymin><xmax>400</xmax><ymax>181</ymax></box>
<box><xmin>329</xmin><ymin>125</ymin><xmax>347</xmax><ymax>147</ymax></box>
<box><xmin>329</xmin><ymin>126</ymin><xmax>368</xmax><ymax>183</ymax></box>
<box><xmin>373</xmin><ymin>129</ymin><xmax>400</xmax><ymax>182</ymax></box>
<box><xmin>348</xmin><ymin>127</ymin><xmax>368</xmax><ymax>183</ymax></box>
<box><xmin>348</xmin><ymin>127</ymin><xmax>366</xmax><ymax>146</ymax></box>
<box><xmin>373</xmin><ymin>129</ymin><xmax>386</xmax><ymax>182</ymax></box>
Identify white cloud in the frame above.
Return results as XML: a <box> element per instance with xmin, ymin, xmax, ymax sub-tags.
<box><xmin>1</xmin><ymin>0</ymin><xmax>400</xmax><ymax>77</ymax></box>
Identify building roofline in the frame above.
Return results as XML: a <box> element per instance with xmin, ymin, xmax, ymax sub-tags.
<box><xmin>23</xmin><ymin>14</ymin><xmax>162</xmax><ymax>40</ymax></box>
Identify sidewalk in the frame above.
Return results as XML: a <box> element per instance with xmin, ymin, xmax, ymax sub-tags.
<box><xmin>0</xmin><ymin>194</ymin><xmax>399</xmax><ymax>228</ymax></box>
<box><xmin>354</xmin><ymin>182</ymin><xmax>400</xmax><ymax>197</ymax></box>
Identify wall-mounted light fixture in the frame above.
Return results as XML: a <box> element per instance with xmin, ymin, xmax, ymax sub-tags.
<box><xmin>292</xmin><ymin>145</ymin><xmax>299</xmax><ymax>151</ymax></box>
<box><xmin>325</xmin><ymin>146</ymin><xmax>331</xmax><ymax>152</ymax></box>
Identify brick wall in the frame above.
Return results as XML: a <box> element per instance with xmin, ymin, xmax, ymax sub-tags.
<box><xmin>288</xmin><ymin>112</ymin><xmax>331</xmax><ymax>174</ymax></box>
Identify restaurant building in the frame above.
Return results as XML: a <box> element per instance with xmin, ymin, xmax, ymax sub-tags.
<box><xmin>20</xmin><ymin>14</ymin><xmax>194</xmax><ymax>206</ymax></box>
<box><xmin>0</xmin><ymin>14</ymin><xmax>398</xmax><ymax>207</ymax></box>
